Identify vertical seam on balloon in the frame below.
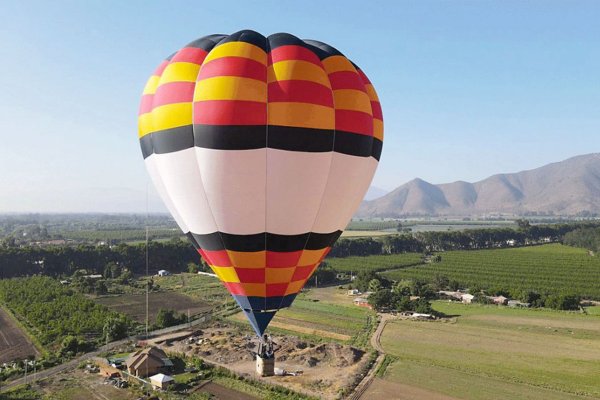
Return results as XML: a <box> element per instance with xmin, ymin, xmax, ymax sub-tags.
<box><xmin>189</xmin><ymin>36</ymin><xmax>236</xmax><ymax>294</ymax></box>
<box><xmin>263</xmin><ymin>34</ymin><xmax>270</xmax><ymax>317</ymax></box>
<box><xmin>273</xmin><ymin>40</ymin><xmax>338</xmax><ymax>314</ymax></box>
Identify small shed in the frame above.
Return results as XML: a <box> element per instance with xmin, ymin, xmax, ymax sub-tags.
<box><xmin>353</xmin><ymin>297</ymin><xmax>372</xmax><ymax>309</ymax></box>
<box><xmin>347</xmin><ymin>289</ymin><xmax>360</xmax><ymax>296</ymax></box>
<box><xmin>461</xmin><ymin>294</ymin><xmax>475</xmax><ymax>304</ymax></box>
<box><xmin>158</xmin><ymin>270</ymin><xmax>170</xmax><ymax>277</ymax></box>
<box><xmin>491</xmin><ymin>295</ymin><xmax>508</xmax><ymax>305</ymax></box>
<box><xmin>149</xmin><ymin>373</ymin><xmax>174</xmax><ymax>390</ymax></box>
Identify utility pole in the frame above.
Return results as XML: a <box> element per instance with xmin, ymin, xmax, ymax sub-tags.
<box><xmin>23</xmin><ymin>359</ymin><xmax>28</xmax><ymax>385</ymax></box>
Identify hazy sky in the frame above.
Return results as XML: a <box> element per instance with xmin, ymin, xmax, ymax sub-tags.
<box><xmin>1</xmin><ymin>1</ymin><xmax>598</xmax><ymax>212</ymax></box>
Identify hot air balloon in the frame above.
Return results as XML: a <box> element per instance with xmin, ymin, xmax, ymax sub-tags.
<box><xmin>138</xmin><ymin>30</ymin><xmax>383</xmax><ymax>339</ymax></box>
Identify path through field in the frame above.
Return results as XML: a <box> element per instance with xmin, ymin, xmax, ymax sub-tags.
<box><xmin>0</xmin><ymin>307</ymin><xmax>39</xmax><ymax>364</ymax></box>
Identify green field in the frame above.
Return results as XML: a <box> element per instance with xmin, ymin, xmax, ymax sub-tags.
<box><xmin>327</xmin><ymin>253</ymin><xmax>423</xmax><ymax>273</ymax></box>
<box><xmin>378</xmin><ymin>301</ymin><xmax>600</xmax><ymax>399</ymax></box>
<box><xmin>229</xmin><ymin>287</ymin><xmax>375</xmax><ymax>347</ymax></box>
<box><xmin>382</xmin><ymin>244</ymin><xmax>600</xmax><ymax>298</ymax></box>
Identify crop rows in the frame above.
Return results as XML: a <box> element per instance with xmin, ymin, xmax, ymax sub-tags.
<box><xmin>326</xmin><ymin>253</ymin><xmax>423</xmax><ymax>273</ymax></box>
<box><xmin>346</xmin><ymin>220</ymin><xmax>399</xmax><ymax>231</ymax></box>
<box><xmin>382</xmin><ymin>244</ymin><xmax>600</xmax><ymax>298</ymax></box>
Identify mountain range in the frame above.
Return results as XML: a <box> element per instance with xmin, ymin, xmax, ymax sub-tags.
<box><xmin>359</xmin><ymin>153</ymin><xmax>600</xmax><ymax>217</ymax></box>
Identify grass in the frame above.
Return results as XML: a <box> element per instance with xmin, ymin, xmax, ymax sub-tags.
<box><xmin>382</xmin><ymin>244</ymin><xmax>600</xmax><ymax>298</ymax></box>
<box><xmin>379</xmin><ymin>301</ymin><xmax>600</xmax><ymax>399</ymax></box>
<box><xmin>227</xmin><ymin>287</ymin><xmax>375</xmax><ymax>347</ymax></box>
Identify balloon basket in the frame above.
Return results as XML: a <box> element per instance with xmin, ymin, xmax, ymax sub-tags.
<box><xmin>256</xmin><ymin>352</ymin><xmax>275</xmax><ymax>377</ymax></box>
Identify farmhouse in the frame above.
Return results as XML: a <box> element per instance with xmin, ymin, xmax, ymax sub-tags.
<box><xmin>126</xmin><ymin>347</ymin><xmax>173</xmax><ymax>378</ymax></box>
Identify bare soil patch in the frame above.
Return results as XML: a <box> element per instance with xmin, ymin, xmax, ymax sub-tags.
<box><xmin>94</xmin><ymin>292</ymin><xmax>212</xmax><ymax>322</ymax></box>
<box><xmin>164</xmin><ymin>325</ymin><xmax>368</xmax><ymax>399</ymax></box>
<box><xmin>0</xmin><ymin>306</ymin><xmax>39</xmax><ymax>363</ymax></box>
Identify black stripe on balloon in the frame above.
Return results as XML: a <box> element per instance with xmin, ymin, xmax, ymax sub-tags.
<box><xmin>267</xmin><ymin>32</ymin><xmax>309</xmax><ymax>51</ymax></box>
<box><xmin>139</xmin><ymin>125</ymin><xmax>194</xmax><ymax>159</ymax></box>
<box><xmin>185</xmin><ymin>34</ymin><xmax>228</xmax><ymax>51</ymax></box>
<box><xmin>217</xmin><ymin>29</ymin><xmax>267</xmax><ymax>52</ymax></box>
<box><xmin>302</xmin><ymin>39</ymin><xmax>345</xmax><ymax>61</ymax></box>
<box><xmin>141</xmin><ymin>126</ymin><xmax>381</xmax><ymax>160</ymax></box>
<box><xmin>190</xmin><ymin>231</ymin><xmax>342</xmax><ymax>252</ymax></box>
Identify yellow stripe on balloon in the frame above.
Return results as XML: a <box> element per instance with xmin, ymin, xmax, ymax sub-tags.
<box><xmin>266</xmin><ymin>267</ymin><xmax>295</xmax><ymax>284</ymax></box>
<box><xmin>194</xmin><ymin>76</ymin><xmax>267</xmax><ymax>102</ymax></box>
<box><xmin>143</xmin><ymin>76</ymin><xmax>161</xmax><ymax>95</ymax></box>
<box><xmin>211</xmin><ymin>266</ymin><xmax>240</xmax><ymax>283</ymax></box>
<box><xmin>268</xmin><ymin>102</ymin><xmax>334</xmax><ymax>130</ymax></box>
<box><xmin>138</xmin><ymin>113</ymin><xmax>154</xmax><ymax>138</ymax></box>
<box><xmin>364</xmin><ymin>84</ymin><xmax>380</xmax><ymax>102</ymax></box>
<box><xmin>204</xmin><ymin>42</ymin><xmax>267</xmax><ymax>65</ymax></box>
<box><xmin>138</xmin><ymin>103</ymin><xmax>192</xmax><ymax>137</ymax></box>
<box><xmin>241</xmin><ymin>283</ymin><xmax>266</xmax><ymax>297</ymax></box>
<box><xmin>160</xmin><ymin>62</ymin><xmax>201</xmax><ymax>84</ymax></box>
<box><xmin>322</xmin><ymin>55</ymin><xmax>357</xmax><ymax>73</ymax></box>
<box><xmin>285</xmin><ymin>280</ymin><xmax>306</xmax><ymax>296</ymax></box>
<box><xmin>333</xmin><ymin>89</ymin><xmax>373</xmax><ymax>114</ymax></box>
<box><xmin>268</xmin><ymin>60</ymin><xmax>331</xmax><ymax>88</ymax></box>
<box><xmin>227</xmin><ymin>250</ymin><xmax>267</xmax><ymax>269</ymax></box>
<box><xmin>374</xmin><ymin>119</ymin><xmax>384</xmax><ymax>141</ymax></box>
<box><xmin>298</xmin><ymin>249</ymin><xmax>326</xmax><ymax>266</ymax></box>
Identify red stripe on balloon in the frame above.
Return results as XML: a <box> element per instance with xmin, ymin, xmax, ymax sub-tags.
<box><xmin>193</xmin><ymin>100</ymin><xmax>267</xmax><ymax>125</ymax></box>
<box><xmin>266</xmin><ymin>283</ymin><xmax>288</xmax><ymax>296</ymax></box>
<box><xmin>328</xmin><ymin>71</ymin><xmax>367</xmax><ymax>91</ymax></box>
<box><xmin>170</xmin><ymin>47</ymin><xmax>208</xmax><ymax>64</ymax></box>
<box><xmin>198</xmin><ymin>249</ymin><xmax>232</xmax><ymax>267</ymax></box>
<box><xmin>371</xmin><ymin>101</ymin><xmax>383</xmax><ymax>120</ymax></box>
<box><xmin>268</xmin><ymin>45</ymin><xmax>322</xmax><ymax>67</ymax></box>
<box><xmin>266</xmin><ymin>250</ymin><xmax>302</xmax><ymax>268</ymax></box>
<box><xmin>153</xmin><ymin>82</ymin><xmax>196</xmax><ymax>108</ymax></box>
<box><xmin>335</xmin><ymin>110</ymin><xmax>373</xmax><ymax>136</ymax></box>
<box><xmin>139</xmin><ymin>94</ymin><xmax>154</xmax><ymax>115</ymax></box>
<box><xmin>223</xmin><ymin>282</ymin><xmax>245</xmax><ymax>295</ymax></box>
<box><xmin>268</xmin><ymin>80</ymin><xmax>333</xmax><ymax>108</ymax></box>
<box><xmin>292</xmin><ymin>264</ymin><xmax>316</xmax><ymax>281</ymax></box>
<box><xmin>235</xmin><ymin>268</ymin><xmax>265</xmax><ymax>284</ymax></box>
<box><xmin>198</xmin><ymin>57</ymin><xmax>266</xmax><ymax>82</ymax></box>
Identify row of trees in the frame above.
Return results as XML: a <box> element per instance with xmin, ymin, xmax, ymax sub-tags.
<box><xmin>563</xmin><ymin>226</ymin><xmax>600</xmax><ymax>253</ymax></box>
<box><xmin>351</xmin><ymin>270</ymin><xmax>582</xmax><ymax>312</ymax></box>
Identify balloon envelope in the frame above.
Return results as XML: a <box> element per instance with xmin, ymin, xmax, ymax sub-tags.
<box><xmin>138</xmin><ymin>30</ymin><xmax>383</xmax><ymax>337</ymax></box>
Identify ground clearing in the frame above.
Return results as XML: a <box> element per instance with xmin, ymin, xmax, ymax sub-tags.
<box><xmin>167</xmin><ymin>325</ymin><xmax>367</xmax><ymax>400</ymax></box>
<box><xmin>94</xmin><ymin>291</ymin><xmax>212</xmax><ymax>323</ymax></box>
<box><xmin>0</xmin><ymin>306</ymin><xmax>39</xmax><ymax>363</ymax></box>
<box><xmin>377</xmin><ymin>301</ymin><xmax>600</xmax><ymax>399</ymax></box>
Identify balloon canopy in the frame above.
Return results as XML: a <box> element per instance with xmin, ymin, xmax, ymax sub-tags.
<box><xmin>138</xmin><ymin>30</ymin><xmax>383</xmax><ymax>337</ymax></box>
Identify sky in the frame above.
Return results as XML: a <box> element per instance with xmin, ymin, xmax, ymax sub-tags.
<box><xmin>0</xmin><ymin>0</ymin><xmax>598</xmax><ymax>212</ymax></box>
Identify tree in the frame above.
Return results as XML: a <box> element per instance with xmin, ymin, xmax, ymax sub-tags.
<box><xmin>368</xmin><ymin>289</ymin><xmax>394</xmax><ymax>311</ymax></box>
<box><xmin>393</xmin><ymin>280</ymin><xmax>412</xmax><ymax>296</ymax></box>
<box><xmin>413</xmin><ymin>298</ymin><xmax>432</xmax><ymax>313</ymax></box>
<box><xmin>187</xmin><ymin>262</ymin><xmax>199</xmax><ymax>274</ymax></box>
<box><xmin>155</xmin><ymin>309</ymin><xmax>185</xmax><ymax>329</ymax></box>
<box><xmin>368</xmin><ymin>278</ymin><xmax>382</xmax><ymax>293</ymax></box>
<box><xmin>431</xmin><ymin>274</ymin><xmax>449</xmax><ymax>291</ymax></box>
<box><xmin>103</xmin><ymin>316</ymin><xmax>129</xmax><ymax>342</ymax></box>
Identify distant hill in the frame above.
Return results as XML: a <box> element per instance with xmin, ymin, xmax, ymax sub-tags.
<box><xmin>364</xmin><ymin>186</ymin><xmax>389</xmax><ymax>201</ymax></box>
<box><xmin>358</xmin><ymin>153</ymin><xmax>600</xmax><ymax>217</ymax></box>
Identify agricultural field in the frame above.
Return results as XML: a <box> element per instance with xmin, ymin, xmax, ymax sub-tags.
<box><xmin>95</xmin><ymin>291</ymin><xmax>212</xmax><ymax>323</ymax></box>
<box><xmin>145</xmin><ymin>273</ymin><xmax>234</xmax><ymax>306</ymax></box>
<box><xmin>229</xmin><ymin>287</ymin><xmax>375</xmax><ymax>347</ymax></box>
<box><xmin>326</xmin><ymin>253</ymin><xmax>423</xmax><ymax>273</ymax></box>
<box><xmin>382</xmin><ymin>244</ymin><xmax>600</xmax><ymax>298</ymax></box>
<box><xmin>372</xmin><ymin>301</ymin><xmax>600</xmax><ymax>400</ymax></box>
<box><xmin>0</xmin><ymin>306</ymin><xmax>39</xmax><ymax>364</ymax></box>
